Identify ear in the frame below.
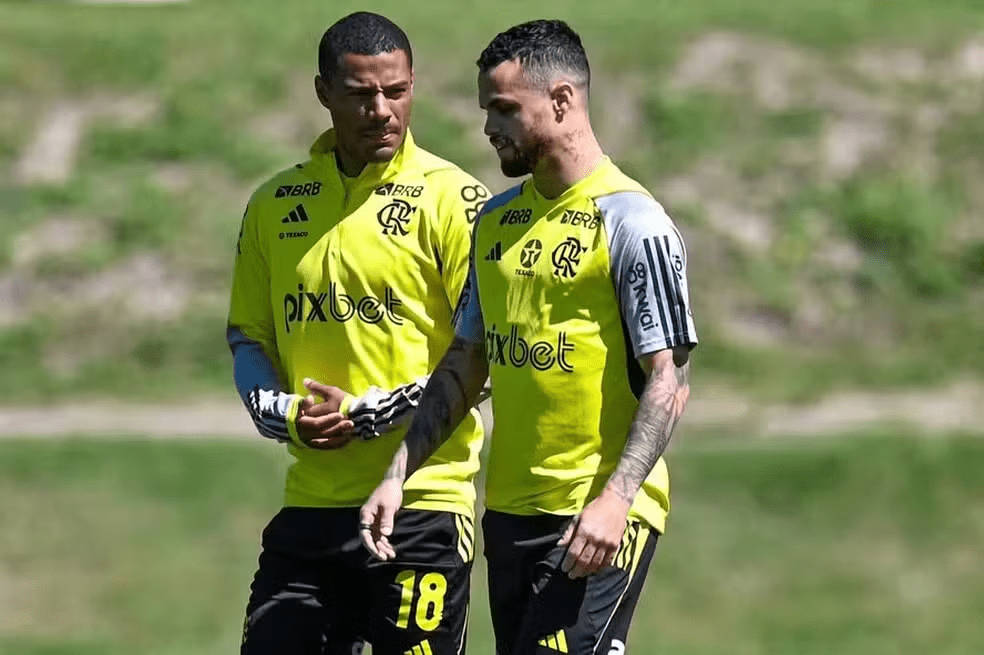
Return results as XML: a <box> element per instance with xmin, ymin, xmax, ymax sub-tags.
<box><xmin>314</xmin><ymin>74</ymin><xmax>331</xmax><ymax>110</ymax></box>
<box><xmin>549</xmin><ymin>80</ymin><xmax>576</xmax><ymax>122</ymax></box>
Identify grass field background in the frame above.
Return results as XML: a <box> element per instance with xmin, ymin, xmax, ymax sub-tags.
<box><xmin>2</xmin><ymin>433</ymin><xmax>982</xmax><ymax>655</ymax></box>
<box><xmin>1</xmin><ymin>0</ymin><xmax>983</xmax><ymax>402</ymax></box>
<box><xmin>3</xmin><ymin>1</ymin><xmax>984</xmax><ymax>654</ymax></box>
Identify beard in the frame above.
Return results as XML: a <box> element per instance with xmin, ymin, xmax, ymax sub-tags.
<box><xmin>498</xmin><ymin>134</ymin><xmax>548</xmax><ymax>178</ymax></box>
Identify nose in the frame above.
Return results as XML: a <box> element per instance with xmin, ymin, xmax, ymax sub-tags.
<box><xmin>483</xmin><ymin>112</ymin><xmax>496</xmax><ymax>136</ymax></box>
<box><xmin>367</xmin><ymin>92</ymin><xmax>391</xmax><ymax>121</ymax></box>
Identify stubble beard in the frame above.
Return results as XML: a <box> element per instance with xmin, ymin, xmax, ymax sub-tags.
<box><xmin>500</xmin><ymin>134</ymin><xmax>548</xmax><ymax>178</ymax></box>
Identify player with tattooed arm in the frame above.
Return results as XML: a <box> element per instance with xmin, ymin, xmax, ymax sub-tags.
<box><xmin>360</xmin><ymin>19</ymin><xmax>697</xmax><ymax>655</ymax></box>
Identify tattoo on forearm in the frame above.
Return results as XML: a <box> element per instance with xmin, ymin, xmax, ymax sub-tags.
<box><xmin>607</xmin><ymin>359</ymin><xmax>690</xmax><ymax>504</ymax></box>
<box><xmin>386</xmin><ymin>337</ymin><xmax>488</xmax><ymax>482</ymax></box>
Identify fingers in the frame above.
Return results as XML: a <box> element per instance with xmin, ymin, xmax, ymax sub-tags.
<box><xmin>560</xmin><ymin>517</ymin><xmax>620</xmax><ymax>578</ymax></box>
<box><xmin>298</xmin><ymin>395</ymin><xmax>314</xmax><ymax>414</ymax></box>
<box><xmin>570</xmin><ymin>543</ymin><xmax>597</xmax><ymax>579</ymax></box>
<box><xmin>303</xmin><ymin>378</ymin><xmax>346</xmax><ymax>411</ymax></box>
<box><xmin>308</xmin><ymin>413</ymin><xmax>355</xmax><ymax>437</ymax></box>
<box><xmin>306</xmin><ymin>432</ymin><xmax>357</xmax><ymax>451</ymax></box>
<box><xmin>300</xmin><ymin>399</ymin><xmax>343</xmax><ymax>418</ymax></box>
<box><xmin>588</xmin><ymin>544</ymin><xmax>612</xmax><ymax>576</ymax></box>
<box><xmin>359</xmin><ymin>487</ymin><xmax>399</xmax><ymax>561</ymax></box>
<box><xmin>296</xmin><ymin>412</ymin><xmax>355</xmax><ymax>444</ymax></box>
<box><xmin>561</xmin><ymin>533</ymin><xmax>584</xmax><ymax>575</ymax></box>
<box><xmin>359</xmin><ymin>515</ymin><xmax>396</xmax><ymax>561</ymax></box>
<box><xmin>359</xmin><ymin>506</ymin><xmax>386</xmax><ymax>560</ymax></box>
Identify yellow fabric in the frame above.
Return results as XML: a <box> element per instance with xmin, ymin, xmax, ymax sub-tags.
<box><xmin>229</xmin><ymin>129</ymin><xmax>487</xmax><ymax>517</ymax></box>
<box><xmin>474</xmin><ymin>159</ymin><xmax>668</xmax><ymax>531</ymax></box>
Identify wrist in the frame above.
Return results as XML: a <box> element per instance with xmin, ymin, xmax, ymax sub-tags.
<box><xmin>600</xmin><ymin>483</ymin><xmax>635</xmax><ymax>510</ymax></box>
<box><xmin>284</xmin><ymin>394</ymin><xmax>308</xmax><ymax>448</ymax></box>
<box><xmin>338</xmin><ymin>392</ymin><xmax>356</xmax><ymax>416</ymax></box>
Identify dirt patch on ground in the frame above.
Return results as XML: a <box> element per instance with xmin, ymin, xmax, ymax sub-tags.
<box><xmin>13</xmin><ymin>95</ymin><xmax>158</xmax><ymax>185</ymax></box>
<box><xmin>1</xmin><ymin>382</ymin><xmax>981</xmax><ymax>443</ymax></box>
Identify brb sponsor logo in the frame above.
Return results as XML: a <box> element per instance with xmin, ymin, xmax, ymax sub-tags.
<box><xmin>282</xmin><ymin>283</ymin><xmax>403</xmax><ymax>333</ymax></box>
<box><xmin>377</xmin><ymin>199</ymin><xmax>417</xmax><ymax>236</ymax></box>
<box><xmin>485</xmin><ymin>324</ymin><xmax>575</xmax><ymax>372</ymax></box>
<box><xmin>375</xmin><ymin>182</ymin><xmax>424</xmax><ymax>198</ymax></box>
<box><xmin>627</xmin><ymin>261</ymin><xmax>656</xmax><ymax>331</ymax></box>
<box><xmin>558</xmin><ymin>209</ymin><xmax>600</xmax><ymax>229</ymax></box>
<box><xmin>551</xmin><ymin>236</ymin><xmax>587</xmax><ymax>278</ymax></box>
<box><xmin>499</xmin><ymin>208</ymin><xmax>532</xmax><ymax>225</ymax></box>
<box><xmin>275</xmin><ymin>182</ymin><xmax>322</xmax><ymax>198</ymax></box>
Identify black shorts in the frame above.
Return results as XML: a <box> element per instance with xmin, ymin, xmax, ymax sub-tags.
<box><xmin>482</xmin><ymin>510</ymin><xmax>658</xmax><ymax>655</ymax></box>
<box><xmin>242</xmin><ymin>506</ymin><xmax>476</xmax><ymax>655</ymax></box>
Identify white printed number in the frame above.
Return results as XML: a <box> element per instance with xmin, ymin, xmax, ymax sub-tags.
<box><xmin>608</xmin><ymin>639</ymin><xmax>626</xmax><ymax>655</ymax></box>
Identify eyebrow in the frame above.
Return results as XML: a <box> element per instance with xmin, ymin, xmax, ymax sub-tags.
<box><xmin>342</xmin><ymin>80</ymin><xmax>410</xmax><ymax>92</ymax></box>
<box><xmin>486</xmin><ymin>97</ymin><xmax>515</xmax><ymax>111</ymax></box>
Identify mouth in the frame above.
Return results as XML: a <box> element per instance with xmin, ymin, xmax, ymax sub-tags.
<box><xmin>362</xmin><ymin>128</ymin><xmax>398</xmax><ymax>143</ymax></box>
<box><xmin>490</xmin><ymin>137</ymin><xmax>514</xmax><ymax>155</ymax></box>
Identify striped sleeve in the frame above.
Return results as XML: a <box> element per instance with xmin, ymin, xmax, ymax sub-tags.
<box><xmin>227</xmin><ymin>326</ymin><xmax>302</xmax><ymax>443</ymax></box>
<box><xmin>346</xmin><ymin>376</ymin><xmax>429</xmax><ymax>440</ymax></box>
<box><xmin>598</xmin><ymin>192</ymin><xmax>698</xmax><ymax>357</ymax></box>
<box><xmin>345</xmin><ymin>373</ymin><xmax>492</xmax><ymax>440</ymax></box>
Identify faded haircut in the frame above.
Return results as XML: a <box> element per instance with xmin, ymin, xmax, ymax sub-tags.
<box><xmin>477</xmin><ymin>19</ymin><xmax>589</xmax><ymax>91</ymax></box>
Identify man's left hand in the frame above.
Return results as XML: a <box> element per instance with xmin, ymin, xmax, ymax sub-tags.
<box><xmin>296</xmin><ymin>378</ymin><xmax>356</xmax><ymax>450</ymax></box>
<box><xmin>557</xmin><ymin>489</ymin><xmax>631</xmax><ymax>579</ymax></box>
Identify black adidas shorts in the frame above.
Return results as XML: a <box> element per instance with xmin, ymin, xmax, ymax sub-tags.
<box><xmin>482</xmin><ymin>510</ymin><xmax>658</xmax><ymax>655</ymax></box>
<box><xmin>241</xmin><ymin>506</ymin><xmax>476</xmax><ymax>655</ymax></box>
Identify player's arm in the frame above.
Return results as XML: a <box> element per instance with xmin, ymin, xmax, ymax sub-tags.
<box><xmin>359</xmin><ymin>258</ymin><xmax>489</xmax><ymax>560</ymax></box>
<box><xmin>561</xmin><ymin>194</ymin><xmax>698</xmax><ymax>578</ymax></box>
<box><xmin>227</xmin><ymin>201</ymin><xmax>299</xmax><ymax>443</ymax></box>
<box><xmin>228</xmin><ymin>200</ymin><xmax>352</xmax><ymax>448</ymax></box>
<box><xmin>605</xmin><ymin>347</ymin><xmax>690</xmax><ymax>506</ymax></box>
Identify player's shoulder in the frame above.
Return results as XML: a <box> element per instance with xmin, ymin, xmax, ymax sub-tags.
<box><xmin>246</xmin><ymin>160</ymin><xmax>323</xmax><ymax>211</ymax></box>
<box><xmin>479</xmin><ymin>183</ymin><xmax>525</xmax><ymax>218</ymax></box>
<box><xmin>594</xmin><ymin>188</ymin><xmax>676</xmax><ymax>235</ymax></box>
<box><xmin>414</xmin><ymin>148</ymin><xmax>486</xmax><ymax>192</ymax></box>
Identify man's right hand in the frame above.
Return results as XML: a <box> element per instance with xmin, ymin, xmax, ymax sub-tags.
<box><xmin>295</xmin><ymin>378</ymin><xmax>356</xmax><ymax>450</ymax></box>
<box><xmin>359</xmin><ymin>478</ymin><xmax>403</xmax><ymax>561</ymax></box>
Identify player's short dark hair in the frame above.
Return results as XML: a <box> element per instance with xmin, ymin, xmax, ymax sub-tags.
<box><xmin>477</xmin><ymin>19</ymin><xmax>590</xmax><ymax>91</ymax></box>
<box><xmin>318</xmin><ymin>12</ymin><xmax>413</xmax><ymax>82</ymax></box>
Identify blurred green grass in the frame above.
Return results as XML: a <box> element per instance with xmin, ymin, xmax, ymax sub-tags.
<box><xmin>1</xmin><ymin>0</ymin><xmax>983</xmax><ymax>402</ymax></box>
<box><xmin>1</xmin><ymin>433</ymin><xmax>981</xmax><ymax>654</ymax></box>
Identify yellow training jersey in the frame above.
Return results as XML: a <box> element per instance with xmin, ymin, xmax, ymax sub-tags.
<box><xmin>455</xmin><ymin>158</ymin><xmax>697</xmax><ymax>531</ymax></box>
<box><xmin>228</xmin><ymin>129</ymin><xmax>488</xmax><ymax>516</ymax></box>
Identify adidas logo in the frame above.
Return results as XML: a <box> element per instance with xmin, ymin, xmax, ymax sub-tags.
<box><xmin>484</xmin><ymin>241</ymin><xmax>503</xmax><ymax>261</ymax></box>
<box><xmin>404</xmin><ymin>640</ymin><xmax>433</xmax><ymax>655</ymax></box>
<box><xmin>281</xmin><ymin>204</ymin><xmax>309</xmax><ymax>224</ymax></box>
<box><xmin>538</xmin><ymin>630</ymin><xmax>568</xmax><ymax>653</ymax></box>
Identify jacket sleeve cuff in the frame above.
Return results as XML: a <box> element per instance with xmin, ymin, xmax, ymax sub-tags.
<box><xmin>286</xmin><ymin>395</ymin><xmax>307</xmax><ymax>448</ymax></box>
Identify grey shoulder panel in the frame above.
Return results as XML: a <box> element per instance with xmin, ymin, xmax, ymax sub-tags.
<box><xmin>596</xmin><ymin>192</ymin><xmax>698</xmax><ymax>358</ymax></box>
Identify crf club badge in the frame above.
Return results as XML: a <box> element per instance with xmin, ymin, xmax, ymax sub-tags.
<box><xmin>551</xmin><ymin>236</ymin><xmax>587</xmax><ymax>278</ymax></box>
<box><xmin>377</xmin><ymin>199</ymin><xmax>417</xmax><ymax>235</ymax></box>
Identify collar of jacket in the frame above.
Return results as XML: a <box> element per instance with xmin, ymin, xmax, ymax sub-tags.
<box><xmin>307</xmin><ymin>128</ymin><xmax>419</xmax><ymax>191</ymax></box>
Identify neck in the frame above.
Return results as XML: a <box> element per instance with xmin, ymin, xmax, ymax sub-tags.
<box><xmin>531</xmin><ymin>126</ymin><xmax>605</xmax><ymax>199</ymax></box>
<box><xmin>334</xmin><ymin>148</ymin><xmax>367</xmax><ymax>178</ymax></box>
